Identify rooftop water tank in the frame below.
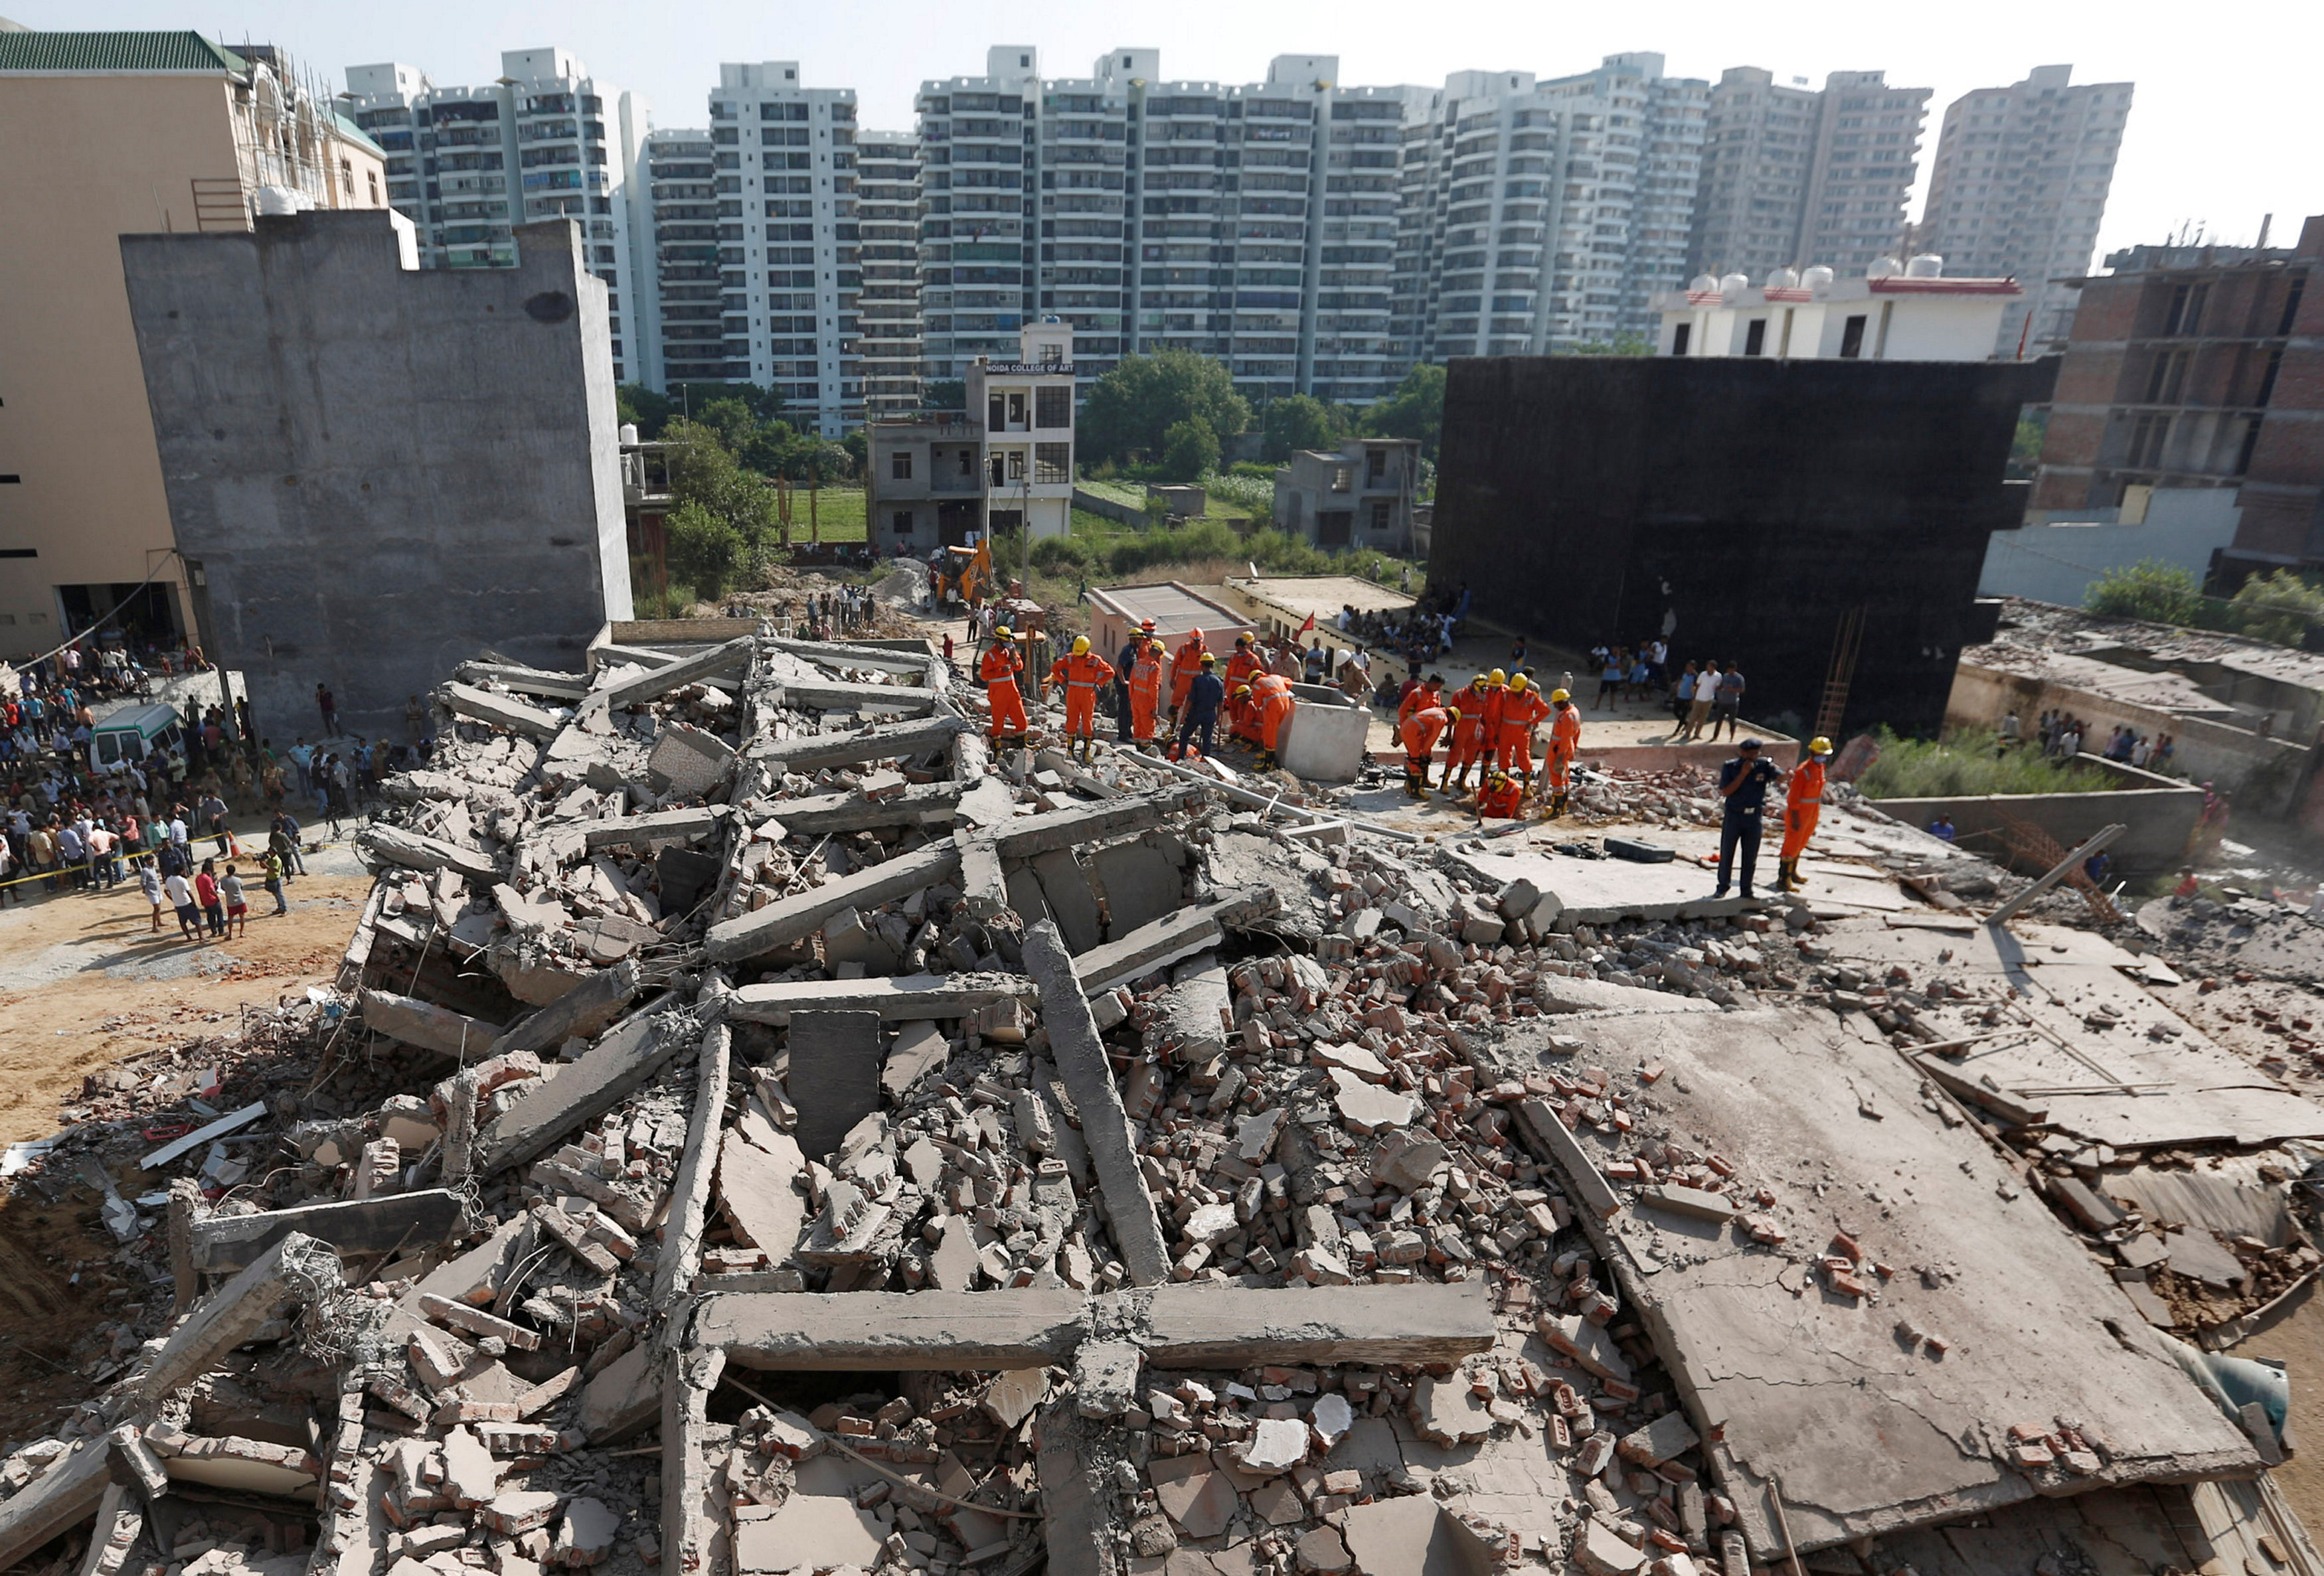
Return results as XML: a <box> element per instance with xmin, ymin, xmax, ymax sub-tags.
<box><xmin>1801</xmin><ymin>264</ymin><xmax>1835</xmax><ymax>291</ymax></box>
<box><xmin>1718</xmin><ymin>272</ymin><xmax>1750</xmax><ymax>296</ymax></box>
<box><xmin>1905</xmin><ymin>252</ymin><xmax>1944</xmax><ymax>278</ymax></box>
<box><xmin>618</xmin><ymin>424</ymin><xmax>639</xmax><ymax>445</ymax></box>
<box><xmin>1867</xmin><ymin>256</ymin><xmax>1901</xmax><ymax>279</ymax></box>
<box><xmin>255</xmin><ymin>185</ymin><xmax>310</xmax><ymax>216</ymax></box>
<box><xmin>1766</xmin><ymin>266</ymin><xmax>1800</xmax><ymax>290</ymax></box>
<box><xmin>1690</xmin><ymin>274</ymin><xmax>1718</xmax><ymax>293</ymax></box>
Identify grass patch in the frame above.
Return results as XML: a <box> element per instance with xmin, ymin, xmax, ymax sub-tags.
<box><xmin>1857</xmin><ymin>728</ymin><xmax>2117</xmax><ymax>800</ymax></box>
<box><xmin>774</xmin><ymin>487</ymin><xmax>867</xmax><ymax>542</ymax></box>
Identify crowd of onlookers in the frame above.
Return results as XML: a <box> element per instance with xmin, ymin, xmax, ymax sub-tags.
<box><xmin>2011</xmin><ymin>708</ymin><xmax>2178</xmax><ymax>772</ymax></box>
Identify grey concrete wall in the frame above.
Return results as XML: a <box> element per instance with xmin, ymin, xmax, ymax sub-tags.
<box><xmin>120</xmin><ymin>212</ymin><xmax>631</xmax><ymax>746</ymax></box>
<box><xmin>1868</xmin><ymin>777</ymin><xmax>2204</xmax><ymax>876</ymax></box>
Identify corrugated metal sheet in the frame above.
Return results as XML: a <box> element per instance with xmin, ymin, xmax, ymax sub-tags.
<box><xmin>0</xmin><ymin>31</ymin><xmax>245</xmax><ymax>73</ymax></box>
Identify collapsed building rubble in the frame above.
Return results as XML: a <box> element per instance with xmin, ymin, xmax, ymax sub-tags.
<box><xmin>5</xmin><ymin>627</ymin><xmax>2324</xmax><ymax>1576</ymax></box>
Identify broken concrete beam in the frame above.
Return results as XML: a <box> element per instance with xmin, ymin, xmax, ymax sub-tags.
<box><xmin>653</xmin><ymin>998</ymin><xmax>734</xmax><ymax>1310</ymax></box>
<box><xmin>1071</xmin><ymin>889</ymin><xmax>1275</xmax><ymax>997</ymax></box>
<box><xmin>662</xmin><ymin>1344</ymin><xmax>724</xmax><ymax>1576</ymax></box>
<box><xmin>456</xmin><ymin>660</ymin><xmax>593</xmax><ymax>700</ymax></box>
<box><xmin>725</xmin><ymin>972</ymin><xmax>1033</xmax><ymax>1026</ymax></box>
<box><xmin>359</xmin><ymin>989</ymin><xmax>501</xmax><ymax>1060</ymax></box>
<box><xmin>700</xmin><ymin>1289</ymin><xmax>1089</xmax><ymax>1370</ymax></box>
<box><xmin>189</xmin><ymin>1189</ymin><xmax>467</xmax><ymax>1276</ymax></box>
<box><xmin>764</xmin><ymin>781</ymin><xmax>963</xmax><ymax>834</ymax></box>
<box><xmin>581</xmin><ymin>806</ymin><xmax>727</xmax><ymax>851</ymax></box>
<box><xmin>438</xmin><ymin>681</ymin><xmax>566</xmax><ymax>742</ymax></box>
<box><xmin>991</xmin><ymin>787</ymin><xmax>1199</xmax><ymax>860</ymax></box>
<box><xmin>1137</xmin><ymin>1279</ymin><xmax>1495</xmax><ymax>1368</ymax></box>
<box><xmin>137</xmin><ymin>1232</ymin><xmax>338</xmax><ymax>1402</ymax></box>
<box><xmin>1023</xmin><ymin>921</ymin><xmax>1172</xmax><ymax>1288</ymax></box>
<box><xmin>751</xmin><ymin>715</ymin><xmax>969</xmax><ymax>777</ymax></box>
<box><xmin>0</xmin><ymin>1438</ymin><xmax>111</xmax><ymax>1572</ymax></box>
<box><xmin>585</xmin><ymin>636</ymin><xmax>754</xmax><ymax>714</ymax></box>
<box><xmin>1513</xmin><ymin>1097</ymin><xmax>1621</xmax><ymax>1222</ymax></box>
<box><xmin>358</xmin><ymin>825</ymin><xmax>499</xmax><ymax>882</ymax></box>
<box><xmin>955</xmin><ymin>831</ymin><xmax>1007</xmax><ymax>919</ymax></box>
<box><xmin>705</xmin><ymin>840</ymin><xmax>961</xmax><ymax>965</ymax></box>
<box><xmin>788</xmin><ymin>1011</ymin><xmax>883</xmax><ymax>1161</ymax></box>
<box><xmin>1036</xmin><ymin>1397</ymin><xmax>1125</xmax><ymax>1576</ymax></box>
<box><xmin>764</xmin><ymin>636</ymin><xmax>938</xmax><ymax>676</ymax></box>
<box><xmin>772</xmin><ymin>678</ymin><xmax>942</xmax><ymax>715</ymax></box>
<box><xmin>473</xmin><ymin>1002</ymin><xmax>687</xmax><ymax>1176</ymax></box>
<box><xmin>489</xmin><ymin>959</ymin><xmax>643</xmax><ymax>1059</ymax></box>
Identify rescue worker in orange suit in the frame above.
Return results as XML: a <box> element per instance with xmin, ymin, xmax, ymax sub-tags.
<box><xmin>1777</xmin><ymin>736</ymin><xmax>1833</xmax><ymax>892</ymax></box>
<box><xmin>1475</xmin><ymin>767</ymin><xmax>1525</xmax><ymax>819</ymax></box>
<box><xmin>1444</xmin><ymin>674</ymin><xmax>1493</xmax><ymax>793</ymax></box>
<box><xmin>1400</xmin><ymin>701</ymin><xmax>1449</xmax><ymax>799</ymax></box>
<box><xmin>1248</xmin><ymin>670</ymin><xmax>1294</xmax><ymax>769</ymax></box>
<box><xmin>1046</xmin><ymin>635</ymin><xmax>1116</xmax><ymax>763</ymax></box>
<box><xmin>1114</xmin><ymin>618</ymin><xmax>1155</xmax><ymax>743</ymax></box>
<box><xmin>1126</xmin><ymin>639</ymin><xmax>1167</xmax><ymax>747</ymax></box>
<box><xmin>1224</xmin><ymin>633</ymin><xmax>1262</xmax><ymax>693</ymax></box>
<box><xmin>1398</xmin><ymin>672</ymin><xmax>1445</xmax><ymax>736</ymax></box>
<box><xmin>979</xmin><ymin>625</ymin><xmax>1029</xmax><ymax>746</ymax></box>
<box><xmin>1169</xmin><ymin>627</ymin><xmax>1210</xmax><ymax>724</ymax></box>
<box><xmin>1541</xmin><ymin>686</ymin><xmax>1582</xmax><ymax>818</ymax></box>
<box><xmin>1225</xmin><ymin>683</ymin><xmax>1260</xmax><ymax>747</ymax></box>
<box><xmin>1495</xmin><ymin>671</ymin><xmax>1552</xmax><ymax>787</ymax></box>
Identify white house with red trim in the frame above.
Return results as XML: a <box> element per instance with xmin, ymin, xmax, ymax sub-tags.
<box><xmin>1650</xmin><ymin>256</ymin><xmax>2023</xmax><ymax>361</ymax></box>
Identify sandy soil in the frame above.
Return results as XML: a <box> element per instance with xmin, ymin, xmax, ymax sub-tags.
<box><xmin>2235</xmin><ymin>1279</ymin><xmax>2324</xmax><ymax>1531</ymax></box>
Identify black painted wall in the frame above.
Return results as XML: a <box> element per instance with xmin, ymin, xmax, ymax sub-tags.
<box><xmin>1428</xmin><ymin>355</ymin><xmax>2057</xmax><ymax>740</ymax></box>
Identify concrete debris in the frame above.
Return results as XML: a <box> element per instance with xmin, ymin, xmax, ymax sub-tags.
<box><xmin>5</xmin><ymin>626</ymin><xmax>2318</xmax><ymax>1576</ymax></box>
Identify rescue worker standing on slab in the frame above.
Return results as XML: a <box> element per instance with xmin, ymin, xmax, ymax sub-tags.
<box><xmin>1225</xmin><ymin>633</ymin><xmax>1261</xmax><ymax>692</ymax></box>
<box><xmin>1475</xmin><ymin>766</ymin><xmax>1525</xmax><ymax>819</ymax></box>
<box><xmin>979</xmin><ymin>625</ymin><xmax>1029</xmax><ymax>747</ymax></box>
<box><xmin>1399</xmin><ymin>698</ymin><xmax>1449</xmax><ymax>799</ymax></box>
<box><xmin>1126</xmin><ymin>637</ymin><xmax>1166</xmax><ymax>748</ymax></box>
<box><xmin>1712</xmin><ymin>737</ymin><xmax>1781</xmax><ymax>901</ymax></box>
<box><xmin>1541</xmin><ymin>686</ymin><xmax>1582</xmax><ymax>817</ymax></box>
<box><xmin>1047</xmin><ymin>635</ymin><xmax>1116</xmax><ymax>763</ymax></box>
<box><xmin>1496</xmin><ymin>671</ymin><xmax>1552</xmax><ymax>790</ymax></box>
<box><xmin>1777</xmin><ymin>736</ymin><xmax>1833</xmax><ymax>892</ymax></box>
<box><xmin>1444</xmin><ymin>674</ymin><xmax>1491</xmax><ymax>793</ymax></box>
<box><xmin>1175</xmin><ymin>652</ymin><xmax>1227</xmax><ymax>761</ymax></box>
<box><xmin>1169</xmin><ymin>626</ymin><xmax>1209</xmax><ymax>730</ymax></box>
<box><xmin>1114</xmin><ymin>618</ymin><xmax>1153</xmax><ymax>743</ymax></box>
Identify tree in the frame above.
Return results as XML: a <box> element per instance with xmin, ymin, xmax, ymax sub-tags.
<box><xmin>2231</xmin><ymin>569</ymin><xmax>2324</xmax><ymax>647</ymax></box>
<box><xmin>616</xmin><ymin>383</ymin><xmax>674</xmax><ymax>439</ymax></box>
<box><xmin>1359</xmin><ymin>363</ymin><xmax>1445</xmax><ymax>459</ymax></box>
<box><xmin>1261</xmin><ymin>394</ymin><xmax>1345</xmax><ymax>462</ymax></box>
<box><xmin>663</xmin><ymin>501</ymin><xmax>744</xmax><ymax>600</ymax></box>
<box><xmin>1079</xmin><ymin>350</ymin><xmax>1250</xmax><ymax>465</ymax></box>
<box><xmin>661</xmin><ymin>417</ymin><xmax>779</xmax><ymax>560</ymax></box>
<box><xmin>2086</xmin><ymin>559</ymin><xmax>2203</xmax><ymax>626</ymax></box>
<box><xmin>924</xmin><ymin>378</ymin><xmax>966</xmax><ymax>412</ymax></box>
<box><xmin>1560</xmin><ymin>331</ymin><xmax>1654</xmax><ymax>356</ymax></box>
<box><xmin>1159</xmin><ymin>417</ymin><xmax>1220</xmax><ymax>482</ymax></box>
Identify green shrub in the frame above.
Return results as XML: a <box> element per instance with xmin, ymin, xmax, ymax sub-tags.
<box><xmin>1160</xmin><ymin>417</ymin><xmax>1221</xmax><ymax>481</ymax></box>
<box><xmin>1857</xmin><ymin>728</ymin><xmax>2115</xmax><ymax>800</ymax></box>
<box><xmin>2230</xmin><ymin>569</ymin><xmax>2324</xmax><ymax>647</ymax></box>
<box><xmin>1030</xmin><ymin>535</ymin><xmax>1096</xmax><ymax>574</ymax></box>
<box><xmin>2086</xmin><ymin>559</ymin><xmax>2203</xmax><ymax>625</ymax></box>
<box><xmin>665</xmin><ymin>500</ymin><xmax>745</xmax><ymax>599</ymax></box>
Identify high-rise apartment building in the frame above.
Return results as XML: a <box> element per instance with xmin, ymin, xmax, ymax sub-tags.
<box><xmin>0</xmin><ymin>28</ymin><xmax>388</xmax><ymax>655</ymax></box>
<box><xmin>1689</xmin><ymin>68</ymin><xmax>1930</xmax><ymax>281</ymax></box>
<box><xmin>343</xmin><ymin>49</ymin><xmax>650</xmax><ymax>384</ymax></box>
<box><xmin>1917</xmin><ymin>64</ymin><xmax>2133</xmax><ymax>355</ymax></box>
<box><xmin>1398</xmin><ymin>54</ymin><xmax>1706</xmax><ymax>359</ymax></box>
<box><xmin>690</xmin><ymin>62</ymin><xmax>862</xmax><ymax>435</ymax></box>
<box><xmin>857</xmin><ymin>130</ymin><xmax>924</xmax><ymax>415</ymax></box>
<box><xmin>643</xmin><ymin>127</ymin><xmax>720</xmax><ymax>390</ymax></box>
<box><xmin>918</xmin><ymin>47</ymin><xmax>1048</xmax><ymax>387</ymax></box>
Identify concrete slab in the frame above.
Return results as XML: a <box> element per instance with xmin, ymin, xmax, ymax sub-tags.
<box><xmin>188</xmin><ymin>1188</ymin><xmax>465</xmax><ymax>1275</ymax></box>
<box><xmin>1514</xmin><ymin>1006</ymin><xmax>2259</xmax><ymax>1554</ymax></box>
<box><xmin>705</xmin><ymin>842</ymin><xmax>961</xmax><ymax>965</ymax></box>
<box><xmin>749</xmin><ymin>715</ymin><xmax>967</xmax><ymax>776</ymax></box>
<box><xmin>786</xmin><ymin>1010</ymin><xmax>882</xmax><ymax>1160</ymax></box>
<box><xmin>732</xmin><ymin>1494</ymin><xmax>886</xmax><ymax>1572</ymax></box>
<box><xmin>699</xmin><ymin>1289</ymin><xmax>1088</xmax><ymax>1370</ymax></box>
<box><xmin>1031</xmin><ymin>848</ymin><xmax>1104</xmax><ymax>953</ymax></box>
<box><xmin>716</xmin><ymin>1129</ymin><xmax>806</xmax><ymax>1259</ymax></box>
<box><xmin>1090</xmin><ymin>838</ymin><xmax>1182</xmax><ymax>937</ymax></box>
<box><xmin>474</xmin><ymin>1001</ymin><xmax>685</xmax><ymax>1175</ymax></box>
<box><xmin>1137</xmin><ymin>1279</ymin><xmax>1494</xmax><ymax>1368</ymax></box>
<box><xmin>1450</xmin><ymin>838</ymin><xmax>1776</xmax><ymax>926</ymax></box>
<box><xmin>727</xmin><ymin>973</ymin><xmax>1033</xmax><ymax>1028</ymax></box>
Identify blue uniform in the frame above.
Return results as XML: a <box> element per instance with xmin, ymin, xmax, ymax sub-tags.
<box><xmin>1713</xmin><ymin>755</ymin><xmax>1780</xmax><ymax>897</ymax></box>
<box><xmin>1176</xmin><ymin>670</ymin><xmax>1226</xmax><ymax>757</ymax></box>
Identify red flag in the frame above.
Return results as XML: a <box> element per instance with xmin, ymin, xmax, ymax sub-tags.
<box><xmin>1299</xmin><ymin>613</ymin><xmax>1317</xmax><ymax>635</ymax></box>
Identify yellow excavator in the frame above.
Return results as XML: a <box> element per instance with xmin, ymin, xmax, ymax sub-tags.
<box><xmin>933</xmin><ymin>540</ymin><xmax>995</xmax><ymax>609</ymax></box>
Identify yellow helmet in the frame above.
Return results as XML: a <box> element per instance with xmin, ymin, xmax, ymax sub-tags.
<box><xmin>1071</xmin><ymin>635</ymin><xmax>1090</xmax><ymax>655</ymax></box>
<box><xmin>1488</xmin><ymin>668</ymin><xmax>1507</xmax><ymax>686</ymax></box>
<box><xmin>1550</xmin><ymin>687</ymin><xmax>1570</xmax><ymax>703</ymax></box>
<box><xmin>1469</xmin><ymin>674</ymin><xmax>1487</xmax><ymax>688</ymax></box>
<box><xmin>1488</xmin><ymin>767</ymin><xmax>1509</xmax><ymax>783</ymax></box>
<box><xmin>1509</xmin><ymin>673</ymin><xmax>1529</xmax><ymax>692</ymax></box>
<box><xmin>994</xmin><ymin>625</ymin><xmax>1013</xmax><ymax>640</ymax></box>
<box><xmin>1809</xmin><ymin>736</ymin><xmax>1833</xmax><ymax>756</ymax></box>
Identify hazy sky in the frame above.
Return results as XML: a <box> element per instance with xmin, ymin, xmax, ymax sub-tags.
<box><xmin>17</xmin><ymin>0</ymin><xmax>2315</xmax><ymax>263</ymax></box>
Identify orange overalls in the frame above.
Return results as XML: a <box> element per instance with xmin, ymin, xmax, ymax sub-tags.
<box><xmin>1400</xmin><ymin>706</ymin><xmax>1448</xmax><ymax>794</ymax></box>
<box><xmin>1127</xmin><ymin>645</ymin><xmax>1165</xmax><ymax>744</ymax></box>
<box><xmin>1225</xmin><ymin>686</ymin><xmax>1260</xmax><ymax>746</ymax></box>
<box><xmin>1398</xmin><ymin>683</ymin><xmax>1442</xmax><ymax>733</ymax></box>
<box><xmin>1477</xmin><ymin>777</ymin><xmax>1525</xmax><ymax>818</ymax></box>
<box><xmin>979</xmin><ymin>642</ymin><xmax>1027</xmax><ymax>740</ymax></box>
<box><xmin>1497</xmin><ymin>687</ymin><xmax>1552</xmax><ymax>774</ymax></box>
<box><xmin>1544</xmin><ymin>702</ymin><xmax>1582</xmax><ymax>793</ymax></box>
<box><xmin>1048</xmin><ymin>651</ymin><xmax>1116</xmax><ymax>743</ymax></box>
<box><xmin>1447</xmin><ymin>684</ymin><xmax>1493</xmax><ymax>781</ymax></box>
<box><xmin>1250</xmin><ymin>672</ymin><xmax>1294</xmax><ymax>755</ymax></box>
<box><xmin>1169</xmin><ymin>636</ymin><xmax>1209</xmax><ymax>714</ymax></box>
<box><xmin>1782</xmin><ymin>758</ymin><xmax>1827</xmax><ymax>860</ymax></box>
<box><xmin>1224</xmin><ymin>646</ymin><xmax>1262</xmax><ymax>695</ymax></box>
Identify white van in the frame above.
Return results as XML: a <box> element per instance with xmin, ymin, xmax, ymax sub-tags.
<box><xmin>90</xmin><ymin>702</ymin><xmax>188</xmax><ymax>776</ymax></box>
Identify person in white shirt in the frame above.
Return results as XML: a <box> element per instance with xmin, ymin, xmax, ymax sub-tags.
<box><xmin>163</xmin><ymin>869</ymin><xmax>201</xmax><ymax>941</ymax></box>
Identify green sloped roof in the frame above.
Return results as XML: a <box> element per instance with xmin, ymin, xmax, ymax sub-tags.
<box><xmin>0</xmin><ymin>30</ymin><xmax>247</xmax><ymax>73</ymax></box>
<box><xmin>332</xmin><ymin>110</ymin><xmax>386</xmax><ymax>158</ymax></box>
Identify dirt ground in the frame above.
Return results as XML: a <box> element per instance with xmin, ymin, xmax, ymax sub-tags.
<box><xmin>0</xmin><ymin>842</ymin><xmax>373</xmax><ymax>1440</ymax></box>
<box><xmin>2236</xmin><ymin>1280</ymin><xmax>2324</xmax><ymax>1532</ymax></box>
